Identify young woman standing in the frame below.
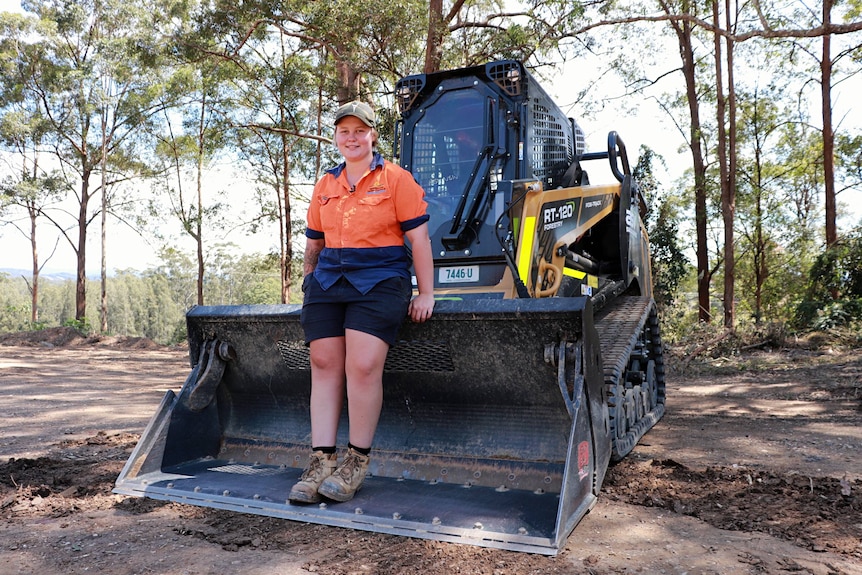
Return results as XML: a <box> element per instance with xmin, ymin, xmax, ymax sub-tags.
<box><xmin>289</xmin><ymin>101</ymin><xmax>434</xmax><ymax>504</ymax></box>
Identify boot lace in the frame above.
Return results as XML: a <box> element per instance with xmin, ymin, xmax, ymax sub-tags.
<box><xmin>337</xmin><ymin>451</ymin><xmax>364</xmax><ymax>481</ymax></box>
<box><xmin>301</xmin><ymin>453</ymin><xmax>327</xmax><ymax>481</ymax></box>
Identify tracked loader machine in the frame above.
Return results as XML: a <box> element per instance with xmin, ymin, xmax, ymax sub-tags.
<box><xmin>115</xmin><ymin>60</ymin><xmax>665</xmax><ymax>555</ymax></box>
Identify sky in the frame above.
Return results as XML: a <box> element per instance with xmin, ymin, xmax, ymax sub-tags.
<box><xmin>0</xmin><ymin>0</ymin><xmax>858</xmax><ymax>275</ymax></box>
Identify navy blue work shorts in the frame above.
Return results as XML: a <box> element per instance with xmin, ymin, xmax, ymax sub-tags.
<box><xmin>300</xmin><ymin>275</ymin><xmax>411</xmax><ymax>346</ymax></box>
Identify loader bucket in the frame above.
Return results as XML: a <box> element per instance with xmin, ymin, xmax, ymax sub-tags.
<box><xmin>115</xmin><ymin>297</ymin><xmax>610</xmax><ymax>555</ymax></box>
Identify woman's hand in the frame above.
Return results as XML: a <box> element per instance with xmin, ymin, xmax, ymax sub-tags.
<box><xmin>408</xmin><ymin>293</ymin><xmax>435</xmax><ymax>323</ymax></box>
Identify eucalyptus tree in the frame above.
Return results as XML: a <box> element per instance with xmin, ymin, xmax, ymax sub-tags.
<box><xmin>597</xmin><ymin>0</ymin><xmax>715</xmax><ymax>322</ymax></box>
<box><xmin>149</xmin><ymin>57</ymin><xmax>235</xmax><ymax>307</ymax></box>
<box><xmin>232</xmin><ymin>104</ymin><xmax>321</xmax><ymax>303</ymax></box>
<box><xmin>0</xmin><ymin>10</ymin><xmax>70</xmax><ymax>325</ymax></box>
<box><xmin>821</xmin><ymin>0</ymin><xmax>838</xmax><ymax>247</ymax></box>
<box><xmin>772</xmin><ymin>120</ymin><xmax>825</xmax><ymax>294</ymax></box>
<box><xmin>734</xmin><ymin>85</ymin><xmax>798</xmax><ymax>324</ymax></box>
<box><xmin>818</xmin><ymin>0</ymin><xmax>862</xmax><ymax>247</ymax></box>
<box><xmin>223</xmin><ymin>30</ymin><xmax>331</xmax><ymax>303</ymax></box>
<box><xmin>710</xmin><ymin>0</ymin><xmax>737</xmax><ymax>329</ymax></box>
<box><xmin>426</xmin><ymin>0</ymin><xmax>601</xmax><ymax>73</ymax></box>
<box><xmin>11</xmin><ymin>0</ymin><xmax>175</xmax><ymax>324</ymax></box>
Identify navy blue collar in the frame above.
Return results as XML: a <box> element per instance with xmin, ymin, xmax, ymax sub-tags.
<box><xmin>326</xmin><ymin>152</ymin><xmax>385</xmax><ymax>178</ymax></box>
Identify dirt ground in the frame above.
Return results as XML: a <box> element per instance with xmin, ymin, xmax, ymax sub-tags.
<box><xmin>0</xmin><ymin>327</ymin><xmax>860</xmax><ymax>575</ymax></box>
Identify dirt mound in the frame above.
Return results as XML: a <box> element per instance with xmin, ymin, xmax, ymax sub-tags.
<box><xmin>0</xmin><ymin>326</ymin><xmax>164</xmax><ymax>350</ymax></box>
<box><xmin>604</xmin><ymin>457</ymin><xmax>861</xmax><ymax>558</ymax></box>
<box><xmin>82</xmin><ymin>333</ymin><xmax>166</xmax><ymax>349</ymax></box>
<box><xmin>0</xmin><ymin>326</ymin><xmax>87</xmax><ymax>347</ymax></box>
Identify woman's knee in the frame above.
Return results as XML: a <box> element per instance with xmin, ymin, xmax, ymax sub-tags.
<box><xmin>309</xmin><ymin>337</ymin><xmax>345</xmax><ymax>372</ymax></box>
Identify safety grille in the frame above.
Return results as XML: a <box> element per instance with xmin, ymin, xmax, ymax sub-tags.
<box><xmin>276</xmin><ymin>340</ymin><xmax>310</xmax><ymax>370</ymax></box>
<box><xmin>386</xmin><ymin>340</ymin><xmax>455</xmax><ymax>372</ymax></box>
<box><xmin>276</xmin><ymin>339</ymin><xmax>455</xmax><ymax>373</ymax></box>
<box><xmin>396</xmin><ymin>76</ymin><xmax>425</xmax><ymax>113</ymax></box>
<box><xmin>487</xmin><ymin>61</ymin><xmax>523</xmax><ymax>96</ymax></box>
<box><xmin>529</xmin><ymin>100</ymin><xmax>572</xmax><ymax>187</ymax></box>
<box><xmin>208</xmin><ymin>464</ymin><xmax>286</xmax><ymax>476</ymax></box>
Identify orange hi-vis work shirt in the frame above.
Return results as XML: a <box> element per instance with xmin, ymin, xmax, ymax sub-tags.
<box><xmin>306</xmin><ymin>153</ymin><xmax>429</xmax><ymax>294</ymax></box>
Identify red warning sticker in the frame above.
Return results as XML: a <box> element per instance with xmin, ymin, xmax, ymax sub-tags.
<box><xmin>578</xmin><ymin>441</ymin><xmax>590</xmax><ymax>479</ymax></box>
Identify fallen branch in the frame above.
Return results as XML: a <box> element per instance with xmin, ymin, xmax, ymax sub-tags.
<box><xmin>739</xmin><ymin>340</ymin><xmax>772</xmax><ymax>352</ymax></box>
<box><xmin>682</xmin><ymin>328</ymin><xmax>733</xmax><ymax>366</ymax></box>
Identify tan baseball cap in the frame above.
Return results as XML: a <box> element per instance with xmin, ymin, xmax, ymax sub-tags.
<box><xmin>334</xmin><ymin>101</ymin><xmax>376</xmax><ymax>128</ymax></box>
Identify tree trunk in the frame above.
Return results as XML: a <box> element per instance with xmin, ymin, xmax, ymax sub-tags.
<box><xmin>722</xmin><ymin>0</ymin><xmax>737</xmax><ymax>330</ymax></box>
<box><xmin>712</xmin><ymin>0</ymin><xmax>734</xmax><ymax>330</ymax></box>
<box><xmin>281</xmin><ymin>129</ymin><xmax>291</xmax><ymax>304</ymax></box>
<box><xmin>100</xmin><ymin>102</ymin><xmax>109</xmax><ymax>334</ymax></box>
<box><xmin>754</xmin><ymin>191</ymin><xmax>766</xmax><ymax>324</ymax></box>
<box><xmin>424</xmin><ymin>0</ymin><xmax>445</xmax><ymax>73</ymax></box>
<box><xmin>822</xmin><ymin>0</ymin><xmax>837</xmax><ymax>248</ymax></box>
<box><xmin>76</xmin><ymin>170</ymin><xmax>91</xmax><ymax>323</ymax></box>
<box><xmin>753</xmin><ymin>116</ymin><xmax>766</xmax><ymax>325</ymax></box>
<box><xmin>28</xmin><ymin>202</ymin><xmax>39</xmax><ymax>325</ymax></box>
<box><xmin>667</xmin><ymin>4</ymin><xmax>711</xmax><ymax>322</ymax></box>
<box><xmin>335</xmin><ymin>58</ymin><xmax>361</xmax><ymax>104</ymax></box>
<box><xmin>196</xmin><ymin>103</ymin><xmax>205</xmax><ymax>307</ymax></box>
<box><xmin>196</xmin><ymin>188</ymin><xmax>204</xmax><ymax>304</ymax></box>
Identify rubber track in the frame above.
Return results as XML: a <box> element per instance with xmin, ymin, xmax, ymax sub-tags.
<box><xmin>594</xmin><ymin>296</ymin><xmax>666</xmax><ymax>461</ymax></box>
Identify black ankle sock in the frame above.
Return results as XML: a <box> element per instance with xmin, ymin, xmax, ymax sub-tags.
<box><xmin>348</xmin><ymin>443</ymin><xmax>371</xmax><ymax>456</ymax></box>
<box><xmin>312</xmin><ymin>446</ymin><xmax>336</xmax><ymax>454</ymax></box>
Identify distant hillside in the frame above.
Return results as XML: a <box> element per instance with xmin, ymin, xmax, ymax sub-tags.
<box><xmin>1</xmin><ymin>268</ymin><xmax>79</xmax><ymax>282</ymax></box>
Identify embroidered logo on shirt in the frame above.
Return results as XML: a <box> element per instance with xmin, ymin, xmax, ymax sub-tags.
<box><xmin>367</xmin><ymin>184</ymin><xmax>387</xmax><ymax>195</ymax></box>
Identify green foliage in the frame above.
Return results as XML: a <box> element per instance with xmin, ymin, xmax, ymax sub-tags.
<box><xmin>730</xmin><ymin>85</ymin><xmax>820</xmax><ymax>325</ymax></box>
<box><xmin>649</xmin><ymin>200</ymin><xmax>690</xmax><ymax>310</ymax></box>
<box><xmin>0</xmin><ymin>251</ymin><xmax>283</xmax><ymax>345</ymax></box>
<box><xmin>2</xmin><ymin>0</ymin><xmax>861</xmax><ymax>342</ymax></box>
<box><xmin>634</xmin><ymin>146</ymin><xmax>690</xmax><ymax>310</ymax></box>
<box><xmin>62</xmin><ymin>316</ymin><xmax>92</xmax><ymax>335</ymax></box>
<box><xmin>793</xmin><ymin>228</ymin><xmax>862</xmax><ymax>330</ymax></box>
<box><xmin>835</xmin><ymin>132</ymin><xmax>862</xmax><ymax>197</ymax></box>
<box><xmin>0</xmin><ymin>272</ymin><xmax>29</xmax><ymax>331</ymax></box>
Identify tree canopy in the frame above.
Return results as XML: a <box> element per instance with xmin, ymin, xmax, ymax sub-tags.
<box><xmin>1</xmin><ymin>0</ymin><xmax>861</xmax><ymax>339</ymax></box>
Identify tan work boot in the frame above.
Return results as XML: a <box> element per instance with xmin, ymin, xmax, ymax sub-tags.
<box><xmin>317</xmin><ymin>447</ymin><xmax>370</xmax><ymax>502</ymax></box>
<box><xmin>288</xmin><ymin>450</ymin><xmax>337</xmax><ymax>504</ymax></box>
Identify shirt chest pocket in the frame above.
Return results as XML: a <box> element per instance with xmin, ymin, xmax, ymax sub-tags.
<box><xmin>318</xmin><ymin>192</ymin><xmax>344</xmax><ymax>206</ymax></box>
<box><xmin>354</xmin><ymin>193</ymin><xmax>395</xmax><ymax>228</ymax></box>
<box><xmin>358</xmin><ymin>193</ymin><xmax>391</xmax><ymax>207</ymax></box>
<box><xmin>318</xmin><ymin>193</ymin><xmax>346</xmax><ymax>236</ymax></box>
<box><xmin>321</xmin><ymin>192</ymin><xmax>396</xmax><ymax>239</ymax></box>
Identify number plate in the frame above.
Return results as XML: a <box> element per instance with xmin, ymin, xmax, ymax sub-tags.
<box><xmin>439</xmin><ymin>266</ymin><xmax>480</xmax><ymax>284</ymax></box>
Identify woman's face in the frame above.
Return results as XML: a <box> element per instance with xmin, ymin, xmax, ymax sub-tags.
<box><xmin>335</xmin><ymin>116</ymin><xmax>376</xmax><ymax>163</ymax></box>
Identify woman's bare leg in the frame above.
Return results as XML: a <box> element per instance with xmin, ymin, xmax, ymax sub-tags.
<box><xmin>343</xmin><ymin>328</ymin><xmax>389</xmax><ymax>448</ymax></box>
<box><xmin>308</xmin><ymin>336</ymin><xmax>346</xmax><ymax>447</ymax></box>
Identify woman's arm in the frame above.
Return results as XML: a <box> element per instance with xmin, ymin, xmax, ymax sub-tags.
<box><xmin>404</xmin><ymin>223</ymin><xmax>435</xmax><ymax>323</ymax></box>
<box><xmin>304</xmin><ymin>237</ymin><xmax>324</xmax><ymax>276</ymax></box>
